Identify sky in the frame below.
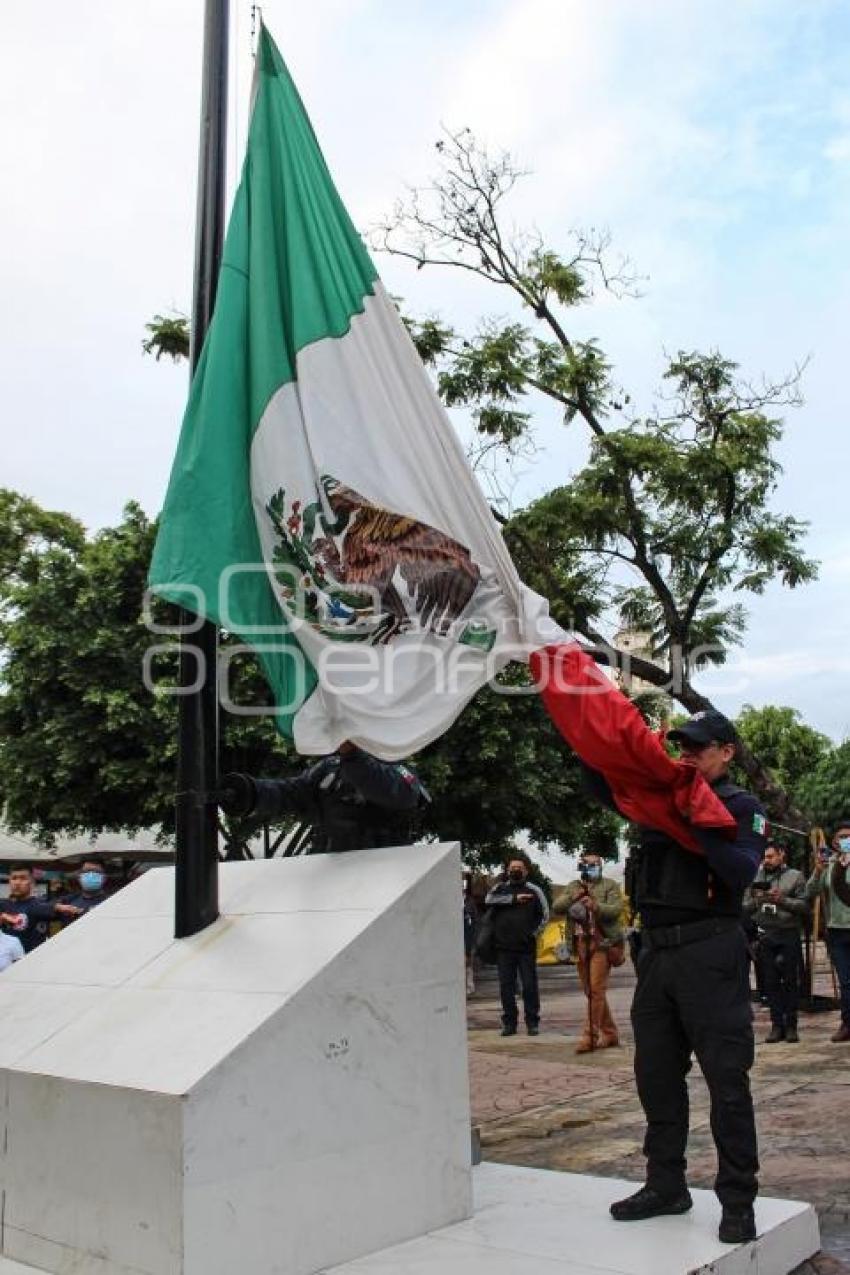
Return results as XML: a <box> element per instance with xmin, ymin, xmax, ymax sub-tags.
<box><xmin>1</xmin><ymin>0</ymin><xmax>849</xmax><ymax>740</ymax></box>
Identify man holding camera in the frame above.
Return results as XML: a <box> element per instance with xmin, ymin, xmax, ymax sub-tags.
<box><xmin>556</xmin><ymin>854</ymin><xmax>625</xmax><ymax>1053</ymax></box>
<box><xmin>743</xmin><ymin>845</ymin><xmax>808</xmax><ymax>1043</ymax></box>
<box><xmin>806</xmin><ymin>820</ymin><xmax>850</xmax><ymax>1043</ymax></box>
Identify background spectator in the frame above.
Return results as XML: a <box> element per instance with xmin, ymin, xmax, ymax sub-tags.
<box><xmin>806</xmin><ymin>820</ymin><xmax>850</xmax><ymax>1043</ymax></box>
<box><xmin>485</xmin><ymin>854</ymin><xmax>548</xmax><ymax>1037</ymax></box>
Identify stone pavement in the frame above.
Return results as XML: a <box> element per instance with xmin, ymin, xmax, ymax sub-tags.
<box><xmin>467</xmin><ymin>957</ymin><xmax>850</xmax><ymax>1274</ymax></box>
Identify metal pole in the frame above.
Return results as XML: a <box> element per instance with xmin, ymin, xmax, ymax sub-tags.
<box><xmin>175</xmin><ymin>0</ymin><xmax>230</xmax><ymax>939</ymax></box>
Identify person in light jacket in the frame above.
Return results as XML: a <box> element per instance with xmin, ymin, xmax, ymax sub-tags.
<box><xmin>806</xmin><ymin>820</ymin><xmax>850</xmax><ymax>1043</ymax></box>
<box><xmin>555</xmin><ymin>854</ymin><xmax>625</xmax><ymax>1052</ymax></box>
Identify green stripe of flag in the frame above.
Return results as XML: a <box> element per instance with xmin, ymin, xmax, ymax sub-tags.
<box><xmin>149</xmin><ymin>25</ymin><xmax>377</xmax><ymax>729</ymax></box>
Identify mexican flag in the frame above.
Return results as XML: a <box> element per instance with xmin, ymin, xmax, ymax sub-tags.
<box><xmin>150</xmin><ymin>24</ymin><xmax>559</xmax><ymax>759</ymax></box>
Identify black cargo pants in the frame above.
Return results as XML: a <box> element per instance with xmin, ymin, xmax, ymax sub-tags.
<box><xmin>758</xmin><ymin>930</ymin><xmax>802</xmax><ymax>1028</ymax></box>
<box><xmin>631</xmin><ymin>924</ymin><xmax>758</xmax><ymax>1208</ymax></box>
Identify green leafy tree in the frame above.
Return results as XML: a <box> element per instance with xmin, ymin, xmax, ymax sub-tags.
<box><xmin>0</xmin><ymin>489</ymin><xmax>85</xmax><ymax>601</ymax></box>
<box><xmin>798</xmin><ymin>741</ymin><xmax>850</xmax><ymax>834</ymax></box>
<box><xmin>0</xmin><ymin>498</ymin><xmax>289</xmax><ymax>848</ymax></box>
<box><xmin>142</xmin><ymin>312</ymin><xmax>190</xmax><ymax>362</ymax></box>
<box><xmin>0</xmin><ymin>493</ymin><xmax>617</xmax><ymax>862</ymax></box>
<box><xmin>734</xmin><ymin>705</ymin><xmax>831</xmax><ymax>826</ymax></box>
<box><xmin>372</xmin><ymin>128</ymin><xmax>818</xmax><ymax>820</ymax></box>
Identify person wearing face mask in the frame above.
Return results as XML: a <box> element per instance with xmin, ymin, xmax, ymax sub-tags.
<box><xmin>60</xmin><ymin>859</ymin><xmax>110</xmax><ymax>916</ymax></box>
<box><xmin>555</xmin><ymin>853</ymin><xmax>625</xmax><ymax>1053</ymax></box>
<box><xmin>806</xmin><ymin>820</ymin><xmax>850</xmax><ymax>1043</ymax></box>
<box><xmin>743</xmin><ymin>845</ymin><xmax>808</xmax><ymax>1043</ymax></box>
<box><xmin>484</xmin><ymin>855</ymin><xmax>549</xmax><ymax>1037</ymax></box>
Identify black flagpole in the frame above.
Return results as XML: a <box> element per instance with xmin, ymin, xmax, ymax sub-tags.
<box><xmin>175</xmin><ymin>0</ymin><xmax>230</xmax><ymax>938</ymax></box>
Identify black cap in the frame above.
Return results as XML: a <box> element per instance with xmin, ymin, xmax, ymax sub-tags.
<box><xmin>668</xmin><ymin>709</ymin><xmax>737</xmax><ymax>747</ymax></box>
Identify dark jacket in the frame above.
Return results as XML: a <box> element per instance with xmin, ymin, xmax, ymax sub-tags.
<box><xmin>584</xmin><ymin>766</ymin><xmax>765</xmax><ymax>928</ymax></box>
<box><xmin>484</xmin><ymin>879</ymin><xmax>548</xmax><ymax>953</ymax></box>
<box><xmin>0</xmin><ymin>897</ymin><xmax>57</xmax><ymax>953</ymax></box>
<box><xmin>244</xmin><ymin>750</ymin><xmax>429</xmax><ymax>854</ymax></box>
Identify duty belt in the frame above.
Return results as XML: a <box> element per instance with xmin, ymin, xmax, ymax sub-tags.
<box><xmin>643</xmin><ymin>916</ymin><xmax>740</xmax><ymax>950</ymax></box>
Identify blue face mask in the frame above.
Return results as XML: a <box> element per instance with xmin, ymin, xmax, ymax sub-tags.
<box><xmin>838</xmin><ymin>838</ymin><xmax>850</xmax><ymax>854</ymax></box>
<box><xmin>80</xmin><ymin>871</ymin><xmax>104</xmax><ymax>893</ymax></box>
<box><xmin>581</xmin><ymin>864</ymin><xmax>602</xmax><ymax>882</ymax></box>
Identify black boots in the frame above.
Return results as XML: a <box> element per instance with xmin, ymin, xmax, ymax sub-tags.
<box><xmin>611</xmin><ymin>1185</ymin><xmax>756</xmax><ymax>1245</ymax></box>
<box><xmin>765</xmin><ymin>1021</ymin><xmax>799</xmax><ymax>1043</ymax></box>
<box><xmin>610</xmin><ymin>1185</ymin><xmax>693</xmax><ymax>1221</ymax></box>
<box><xmin>719</xmin><ymin>1205</ymin><xmax>756</xmax><ymax>1243</ymax></box>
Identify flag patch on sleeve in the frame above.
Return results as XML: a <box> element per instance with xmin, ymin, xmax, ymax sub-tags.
<box><xmin>752</xmin><ymin>813</ymin><xmax>767</xmax><ymax>835</ymax></box>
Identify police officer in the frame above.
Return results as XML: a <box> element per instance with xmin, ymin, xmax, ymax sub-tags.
<box><xmin>584</xmin><ymin>710</ymin><xmax>766</xmax><ymax>1245</ymax></box>
<box><xmin>218</xmin><ymin>743</ymin><xmax>429</xmax><ymax>854</ymax></box>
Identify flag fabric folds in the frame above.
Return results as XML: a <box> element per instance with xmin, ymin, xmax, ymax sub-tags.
<box><xmin>530</xmin><ymin>645</ymin><xmax>738</xmax><ymax>851</ymax></box>
<box><xmin>150</xmin><ymin>25</ymin><xmax>558</xmax><ymax>758</ymax></box>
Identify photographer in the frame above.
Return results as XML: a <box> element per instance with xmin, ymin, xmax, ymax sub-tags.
<box><xmin>806</xmin><ymin>820</ymin><xmax>850</xmax><ymax>1043</ymax></box>
<box><xmin>555</xmin><ymin>854</ymin><xmax>624</xmax><ymax>1053</ymax></box>
<box><xmin>743</xmin><ymin>845</ymin><xmax>808</xmax><ymax>1043</ymax></box>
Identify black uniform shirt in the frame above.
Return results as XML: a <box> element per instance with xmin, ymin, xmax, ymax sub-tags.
<box><xmin>0</xmin><ymin>897</ymin><xmax>56</xmax><ymax>953</ymax></box>
<box><xmin>582</xmin><ymin>764</ymin><xmax>765</xmax><ymax>927</ymax></box>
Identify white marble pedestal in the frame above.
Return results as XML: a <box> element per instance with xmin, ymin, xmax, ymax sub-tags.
<box><xmin>0</xmin><ymin>844</ymin><xmax>472</xmax><ymax>1275</ymax></box>
<box><xmin>327</xmin><ymin>1163</ymin><xmax>821</xmax><ymax>1275</ymax></box>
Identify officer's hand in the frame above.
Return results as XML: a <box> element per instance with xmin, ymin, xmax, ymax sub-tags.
<box><xmin>767</xmin><ymin>887</ymin><xmax>782</xmax><ymax>904</ymax></box>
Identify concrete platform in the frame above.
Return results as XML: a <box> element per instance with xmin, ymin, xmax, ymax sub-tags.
<box><xmin>0</xmin><ymin>846</ymin><xmax>472</xmax><ymax>1275</ymax></box>
<box><xmin>0</xmin><ymin>1163</ymin><xmax>819</xmax><ymax>1275</ymax></box>
<box><xmin>326</xmin><ymin>1162</ymin><xmax>820</xmax><ymax>1275</ymax></box>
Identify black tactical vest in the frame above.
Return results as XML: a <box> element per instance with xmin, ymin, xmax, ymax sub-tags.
<box><xmin>628</xmin><ymin>779</ymin><xmax>746</xmax><ymax>919</ymax></box>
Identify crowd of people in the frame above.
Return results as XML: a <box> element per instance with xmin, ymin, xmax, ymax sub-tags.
<box><xmin>0</xmin><ymin>858</ymin><xmax>113</xmax><ymax>968</ymax></box>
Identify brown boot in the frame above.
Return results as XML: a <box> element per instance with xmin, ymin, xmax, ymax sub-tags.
<box><xmin>831</xmin><ymin>1023</ymin><xmax>850</xmax><ymax>1043</ymax></box>
<box><xmin>575</xmin><ymin>1036</ymin><xmax>596</xmax><ymax>1054</ymax></box>
<box><xmin>598</xmin><ymin>1034</ymin><xmax>621</xmax><ymax>1049</ymax></box>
